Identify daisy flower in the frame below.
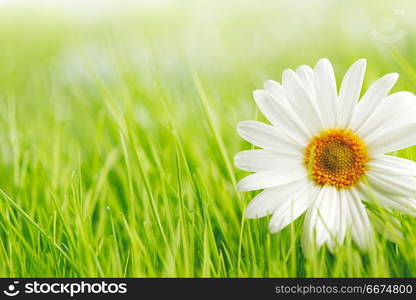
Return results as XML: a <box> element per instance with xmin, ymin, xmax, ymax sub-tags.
<box><xmin>235</xmin><ymin>58</ymin><xmax>416</xmax><ymax>253</ymax></box>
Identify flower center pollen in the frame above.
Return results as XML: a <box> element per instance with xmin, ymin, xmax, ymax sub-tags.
<box><xmin>304</xmin><ymin>129</ymin><xmax>368</xmax><ymax>189</ymax></box>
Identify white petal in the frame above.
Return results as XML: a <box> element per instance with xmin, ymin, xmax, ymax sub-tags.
<box><xmin>268</xmin><ymin>180</ymin><xmax>319</xmax><ymax>233</ymax></box>
<box><xmin>234</xmin><ymin>149</ymin><xmax>302</xmax><ymax>172</ymax></box>
<box><xmin>245</xmin><ymin>179</ymin><xmax>308</xmax><ymax>218</ymax></box>
<box><xmin>367</xmin><ymin>155</ymin><xmax>416</xmax><ymax>177</ymax></box>
<box><xmin>350</xmin><ymin>73</ymin><xmax>398</xmax><ymax>131</ymax></box>
<box><xmin>282</xmin><ymin>69</ymin><xmax>323</xmax><ymax>136</ymax></box>
<box><xmin>366</xmin><ymin>123</ymin><xmax>416</xmax><ymax>155</ymax></box>
<box><xmin>313</xmin><ymin>58</ymin><xmax>338</xmax><ymax>128</ymax></box>
<box><xmin>337</xmin><ymin>189</ymin><xmax>352</xmax><ymax>245</ymax></box>
<box><xmin>347</xmin><ymin>188</ymin><xmax>374</xmax><ymax>250</ymax></box>
<box><xmin>302</xmin><ymin>186</ymin><xmax>340</xmax><ymax>252</ymax></box>
<box><xmin>356</xmin><ymin>92</ymin><xmax>416</xmax><ymax>144</ymax></box>
<box><xmin>237</xmin><ymin>167</ymin><xmax>307</xmax><ymax>192</ymax></box>
<box><xmin>295</xmin><ymin>65</ymin><xmax>315</xmax><ymax>99</ymax></box>
<box><xmin>366</xmin><ymin>170</ymin><xmax>416</xmax><ymax>198</ymax></box>
<box><xmin>337</xmin><ymin>59</ymin><xmax>366</xmax><ymax>129</ymax></box>
<box><xmin>358</xmin><ymin>181</ymin><xmax>416</xmax><ymax>216</ymax></box>
<box><xmin>253</xmin><ymin>90</ymin><xmax>310</xmax><ymax>146</ymax></box>
<box><xmin>237</xmin><ymin>120</ymin><xmax>300</xmax><ymax>152</ymax></box>
<box><xmin>263</xmin><ymin>80</ymin><xmax>286</xmax><ymax>100</ymax></box>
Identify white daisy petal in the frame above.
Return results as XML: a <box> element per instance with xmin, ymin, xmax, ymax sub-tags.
<box><xmin>356</xmin><ymin>92</ymin><xmax>416</xmax><ymax>144</ymax></box>
<box><xmin>295</xmin><ymin>65</ymin><xmax>315</xmax><ymax>98</ymax></box>
<box><xmin>367</xmin><ymin>155</ymin><xmax>416</xmax><ymax>177</ymax></box>
<box><xmin>358</xmin><ymin>181</ymin><xmax>416</xmax><ymax>216</ymax></box>
<box><xmin>366</xmin><ymin>170</ymin><xmax>416</xmax><ymax>198</ymax></box>
<box><xmin>302</xmin><ymin>186</ymin><xmax>339</xmax><ymax>251</ymax></box>
<box><xmin>337</xmin><ymin>189</ymin><xmax>352</xmax><ymax>245</ymax></box>
<box><xmin>245</xmin><ymin>179</ymin><xmax>308</xmax><ymax>218</ymax></box>
<box><xmin>347</xmin><ymin>188</ymin><xmax>374</xmax><ymax>250</ymax></box>
<box><xmin>366</xmin><ymin>123</ymin><xmax>416</xmax><ymax>155</ymax></box>
<box><xmin>253</xmin><ymin>90</ymin><xmax>310</xmax><ymax>146</ymax></box>
<box><xmin>263</xmin><ymin>80</ymin><xmax>286</xmax><ymax>100</ymax></box>
<box><xmin>313</xmin><ymin>58</ymin><xmax>338</xmax><ymax>128</ymax></box>
<box><xmin>268</xmin><ymin>180</ymin><xmax>319</xmax><ymax>233</ymax></box>
<box><xmin>237</xmin><ymin>167</ymin><xmax>307</xmax><ymax>192</ymax></box>
<box><xmin>237</xmin><ymin>120</ymin><xmax>299</xmax><ymax>151</ymax></box>
<box><xmin>282</xmin><ymin>69</ymin><xmax>323</xmax><ymax>135</ymax></box>
<box><xmin>234</xmin><ymin>149</ymin><xmax>302</xmax><ymax>172</ymax></box>
<box><xmin>350</xmin><ymin>73</ymin><xmax>399</xmax><ymax>131</ymax></box>
<box><xmin>337</xmin><ymin>59</ymin><xmax>366</xmax><ymax>129</ymax></box>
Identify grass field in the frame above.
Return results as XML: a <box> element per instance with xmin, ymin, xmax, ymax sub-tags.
<box><xmin>1</xmin><ymin>0</ymin><xmax>416</xmax><ymax>277</ymax></box>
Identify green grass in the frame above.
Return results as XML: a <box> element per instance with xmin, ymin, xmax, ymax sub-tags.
<box><xmin>1</xmin><ymin>0</ymin><xmax>416</xmax><ymax>277</ymax></box>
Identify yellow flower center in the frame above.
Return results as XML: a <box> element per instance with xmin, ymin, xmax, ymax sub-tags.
<box><xmin>304</xmin><ymin>129</ymin><xmax>368</xmax><ymax>189</ymax></box>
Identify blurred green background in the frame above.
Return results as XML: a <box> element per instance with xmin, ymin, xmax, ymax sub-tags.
<box><xmin>0</xmin><ymin>0</ymin><xmax>416</xmax><ymax>277</ymax></box>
